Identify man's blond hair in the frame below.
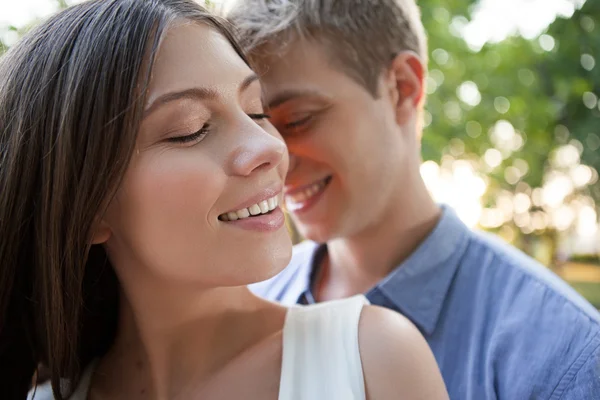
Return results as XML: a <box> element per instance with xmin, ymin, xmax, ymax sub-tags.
<box><xmin>227</xmin><ymin>0</ymin><xmax>428</xmax><ymax>96</ymax></box>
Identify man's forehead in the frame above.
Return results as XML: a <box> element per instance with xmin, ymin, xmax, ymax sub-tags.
<box><xmin>249</xmin><ymin>41</ymin><xmax>345</xmax><ymax>109</ymax></box>
<box><xmin>251</xmin><ymin>38</ymin><xmax>331</xmax><ymax>75</ymax></box>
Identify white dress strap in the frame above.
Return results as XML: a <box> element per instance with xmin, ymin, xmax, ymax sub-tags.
<box><xmin>27</xmin><ymin>360</ymin><xmax>95</xmax><ymax>400</ymax></box>
<box><xmin>278</xmin><ymin>294</ymin><xmax>370</xmax><ymax>400</ymax></box>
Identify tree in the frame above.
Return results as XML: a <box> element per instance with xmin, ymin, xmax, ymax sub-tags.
<box><xmin>419</xmin><ymin>0</ymin><xmax>598</xmax><ymax>256</ymax></box>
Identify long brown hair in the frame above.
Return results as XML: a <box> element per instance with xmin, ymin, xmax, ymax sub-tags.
<box><xmin>0</xmin><ymin>1</ymin><xmax>247</xmax><ymax>398</ymax></box>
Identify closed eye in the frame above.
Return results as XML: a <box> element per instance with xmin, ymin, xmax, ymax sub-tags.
<box><xmin>248</xmin><ymin>113</ymin><xmax>271</xmax><ymax>120</ymax></box>
<box><xmin>285</xmin><ymin>115</ymin><xmax>312</xmax><ymax>129</ymax></box>
<box><xmin>167</xmin><ymin>125</ymin><xmax>210</xmax><ymax>144</ymax></box>
<box><xmin>165</xmin><ymin>113</ymin><xmax>270</xmax><ymax>145</ymax></box>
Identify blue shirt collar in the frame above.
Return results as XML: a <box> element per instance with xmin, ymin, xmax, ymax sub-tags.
<box><xmin>303</xmin><ymin>206</ymin><xmax>469</xmax><ymax>334</ymax></box>
<box><xmin>369</xmin><ymin>206</ymin><xmax>469</xmax><ymax>334</ymax></box>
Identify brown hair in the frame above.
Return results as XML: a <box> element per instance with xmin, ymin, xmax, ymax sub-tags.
<box><xmin>0</xmin><ymin>0</ymin><xmax>246</xmax><ymax>398</ymax></box>
<box><xmin>227</xmin><ymin>0</ymin><xmax>428</xmax><ymax>96</ymax></box>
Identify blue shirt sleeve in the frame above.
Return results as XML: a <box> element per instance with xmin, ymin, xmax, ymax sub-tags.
<box><xmin>551</xmin><ymin>335</ymin><xmax>600</xmax><ymax>400</ymax></box>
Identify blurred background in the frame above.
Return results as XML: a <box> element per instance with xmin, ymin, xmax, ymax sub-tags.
<box><xmin>1</xmin><ymin>0</ymin><xmax>599</xmax><ymax>306</ymax></box>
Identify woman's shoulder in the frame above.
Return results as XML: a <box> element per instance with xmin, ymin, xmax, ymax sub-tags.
<box><xmin>359</xmin><ymin>304</ymin><xmax>422</xmax><ymax>343</ymax></box>
<box><xmin>358</xmin><ymin>305</ymin><xmax>449</xmax><ymax>400</ymax></box>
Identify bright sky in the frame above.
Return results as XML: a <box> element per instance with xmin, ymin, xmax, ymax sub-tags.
<box><xmin>0</xmin><ymin>0</ymin><xmax>588</xmax><ymax>49</ymax></box>
<box><xmin>462</xmin><ymin>0</ymin><xmax>587</xmax><ymax>50</ymax></box>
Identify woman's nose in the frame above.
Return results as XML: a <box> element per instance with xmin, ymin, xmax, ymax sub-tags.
<box><xmin>228</xmin><ymin>121</ymin><xmax>286</xmax><ymax>177</ymax></box>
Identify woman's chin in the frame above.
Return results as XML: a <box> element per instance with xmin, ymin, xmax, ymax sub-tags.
<box><xmin>245</xmin><ymin>237</ymin><xmax>293</xmax><ymax>284</ymax></box>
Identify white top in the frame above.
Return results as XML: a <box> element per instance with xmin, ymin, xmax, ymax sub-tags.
<box><xmin>279</xmin><ymin>294</ymin><xmax>369</xmax><ymax>400</ymax></box>
<box><xmin>29</xmin><ymin>295</ymin><xmax>369</xmax><ymax>400</ymax></box>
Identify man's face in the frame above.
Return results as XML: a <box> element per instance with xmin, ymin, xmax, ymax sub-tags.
<box><xmin>256</xmin><ymin>41</ymin><xmax>419</xmax><ymax>243</ymax></box>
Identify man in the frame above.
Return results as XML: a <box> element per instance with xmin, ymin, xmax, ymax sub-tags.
<box><xmin>228</xmin><ymin>1</ymin><xmax>600</xmax><ymax>398</ymax></box>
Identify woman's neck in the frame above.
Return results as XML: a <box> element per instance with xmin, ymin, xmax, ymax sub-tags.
<box><xmin>93</xmin><ymin>281</ymin><xmax>285</xmax><ymax>399</ymax></box>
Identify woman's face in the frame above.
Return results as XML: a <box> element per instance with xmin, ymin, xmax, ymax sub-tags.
<box><xmin>99</xmin><ymin>22</ymin><xmax>291</xmax><ymax>287</ymax></box>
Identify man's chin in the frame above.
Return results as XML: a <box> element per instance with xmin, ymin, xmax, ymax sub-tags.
<box><xmin>294</xmin><ymin>220</ymin><xmax>339</xmax><ymax>244</ymax></box>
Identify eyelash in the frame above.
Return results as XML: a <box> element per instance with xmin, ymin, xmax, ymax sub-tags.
<box><xmin>248</xmin><ymin>113</ymin><xmax>271</xmax><ymax>121</ymax></box>
<box><xmin>286</xmin><ymin>115</ymin><xmax>312</xmax><ymax>129</ymax></box>
<box><xmin>167</xmin><ymin>113</ymin><xmax>272</xmax><ymax>144</ymax></box>
<box><xmin>168</xmin><ymin>126</ymin><xmax>210</xmax><ymax>144</ymax></box>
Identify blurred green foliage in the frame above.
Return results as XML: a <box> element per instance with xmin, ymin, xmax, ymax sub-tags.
<box><xmin>420</xmin><ymin>0</ymin><xmax>599</xmax><ymax>228</ymax></box>
<box><xmin>569</xmin><ymin>281</ymin><xmax>600</xmax><ymax>307</ymax></box>
<box><xmin>423</xmin><ymin>0</ymin><xmax>599</xmax><ymax>180</ymax></box>
<box><xmin>570</xmin><ymin>254</ymin><xmax>600</xmax><ymax>265</ymax></box>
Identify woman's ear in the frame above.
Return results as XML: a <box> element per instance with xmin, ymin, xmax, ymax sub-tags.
<box><xmin>385</xmin><ymin>51</ymin><xmax>425</xmax><ymax>125</ymax></box>
<box><xmin>90</xmin><ymin>217</ymin><xmax>112</xmax><ymax>245</ymax></box>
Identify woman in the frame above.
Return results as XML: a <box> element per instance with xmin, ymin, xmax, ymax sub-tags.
<box><xmin>0</xmin><ymin>0</ymin><xmax>448</xmax><ymax>399</ymax></box>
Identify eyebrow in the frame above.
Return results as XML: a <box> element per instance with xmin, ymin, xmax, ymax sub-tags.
<box><xmin>266</xmin><ymin>89</ymin><xmax>327</xmax><ymax>110</ymax></box>
<box><xmin>144</xmin><ymin>73</ymin><xmax>260</xmax><ymax>118</ymax></box>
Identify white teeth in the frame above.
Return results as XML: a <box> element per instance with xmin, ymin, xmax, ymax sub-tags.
<box><xmin>285</xmin><ymin>178</ymin><xmax>329</xmax><ymax>205</ymax></box>
<box><xmin>249</xmin><ymin>204</ymin><xmax>261</xmax><ymax>215</ymax></box>
<box><xmin>297</xmin><ymin>192</ymin><xmax>307</xmax><ymax>202</ymax></box>
<box><xmin>221</xmin><ymin>195</ymin><xmax>280</xmax><ymax>221</ymax></box>
<box><xmin>259</xmin><ymin>200</ymin><xmax>269</xmax><ymax>213</ymax></box>
<box><xmin>236</xmin><ymin>208</ymin><xmax>250</xmax><ymax>219</ymax></box>
<box><xmin>227</xmin><ymin>212</ymin><xmax>239</xmax><ymax>221</ymax></box>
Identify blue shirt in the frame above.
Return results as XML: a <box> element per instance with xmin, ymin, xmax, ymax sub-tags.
<box><xmin>250</xmin><ymin>206</ymin><xmax>600</xmax><ymax>399</ymax></box>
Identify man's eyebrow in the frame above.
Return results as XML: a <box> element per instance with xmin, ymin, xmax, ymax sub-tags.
<box><xmin>266</xmin><ymin>89</ymin><xmax>325</xmax><ymax>110</ymax></box>
<box><xmin>240</xmin><ymin>73</ymin><xmax>260</xmax><ymax>93</ymax></box>
<box><xmin>144</xmin><ymin>73</ymin><xmax>260</xmax><ymax>118</ymax></box>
